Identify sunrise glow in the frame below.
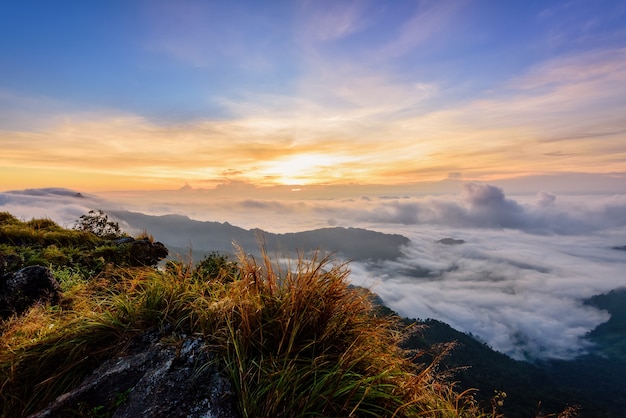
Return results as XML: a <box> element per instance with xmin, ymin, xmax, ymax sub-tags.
<box><xmin>0</xmin><ymin>1</ymin><xmax>624</xmax><ymax>193</ymax></box>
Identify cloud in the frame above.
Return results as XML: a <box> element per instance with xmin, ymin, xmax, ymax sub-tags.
<box><xmin>3</xmin><ymin>42</ymin><xmax>626</xmax><ymax>191</ymax></box>
<box><xmin>0</xmin><ymin>188</ymin><xmax>102</xmax><ymax>227</ymax></box>
<box><xmin>377</xmin><ymin>0</ymin><xmax>467</xmax><ymax>59</ymax></box>
<box><xmin>335</xmin><ymin>183</ymin><xmax>626</xmax><ymax>235</ymax></box>
<box><xmin>298</xmin><ymin>0</ymin><xmax>371</xmax><ymax>42</ymax></box>
<box><xmin>515</xmin><ymin>48</ymin><xmax>626</xmax><ymax>91</ymax></box>
<box><xmin>349</xmin><ymin>225</ymin><xmax>625</xmax><ymax>360</ymax></box>
<box><xmin>4</xmin><ymin>186</ymin><xmax>626</xmax><ymax>360</ymax></box>
<box><xmin>92</xmin><ymin>182</ymin><xmax>626</xmax><ymax>236</ymax></box>
<box><xmin>536</xmin><ymin>191</ymin><xmax>556</xmax><ymax>208</ymax></box>
<box><xmin>475</xmin><ymin>48</ymin><xmax>626</xmax><ymax>147</ymax></box>
<box><xmin>5</xmin><ymin>188</ymin><xmax>85</xmax><ymax>198</ymax></box>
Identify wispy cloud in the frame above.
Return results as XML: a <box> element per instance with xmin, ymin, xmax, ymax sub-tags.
<box><xmin>297</xmin><ymin>0</ymin><xmax>372</xmax><ymax>42</ymax></box>
<box><xmin>376</xmin><ymin>0</ymin><xmax>467</xmax><ymax>59</ymax></box>
<box><xmin>514</xmin><ymin>48</ymin><xmax>626</xmax><ymax>90</ymax></box>
<box><xmin>140</xmin><ymin>0</ymin><xmax>290</xmax><ymax>73</ymax></box>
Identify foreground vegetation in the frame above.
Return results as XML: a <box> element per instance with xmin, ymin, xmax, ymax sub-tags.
<box><xmin>0</xmin><ymin>210</ymin><xmax>160</xmax><ymax>281</ymax></box>
<box><xmin>3</xmin><ymin>211</ymin><xmax>591</xmax><ymax>417</ymax></box>
<box><xmin>0</xmin><ymin>212</ymin><xmax>502</xmax><ymax>417</ymax></box>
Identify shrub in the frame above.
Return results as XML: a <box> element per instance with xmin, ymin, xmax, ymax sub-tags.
<box><xmin>26</xmin><ymin>218</ymin><xmax>61</xmax><ymax>232</ymax></box>
<box><xmin>0</xmin><ymin>212</ymin><xmax>19</xmax><ymax>226</ymax></box>
<box><xmin>41</xmin><ymin>245</ymin><xmax>70</xmax><ymax>265</ymax></box>
<box><xmin>192</xmin><ymin>251</ymin><xmax>238</xmax><ymax>282</ymax></box>
<box><xmin>73</xmin><ymin>210</ymin><xmax>123</xmax><ymax>239</ymax></box>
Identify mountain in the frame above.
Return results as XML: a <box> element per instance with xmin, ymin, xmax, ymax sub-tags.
<box><xmin>109</xmin><ymin>210</ymin><xmax>410</xmax><ymax>262</ymax></box>
<box><xmin>405</xmin><ymin>319</ymin><xmax>587</xmax><ymax>417</ymax></box>
<box><xmin>401</xmin><ymin>288</ymin><xmax>626</xmax><ymax>417</ymax></box>
<box><xmin>585</xmin><ymin>287</ymin><xmax>626</xmax><ymax>360</ymax></box>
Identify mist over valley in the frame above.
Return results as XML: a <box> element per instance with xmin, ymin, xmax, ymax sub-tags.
<box><xmin>3</xmin><ymin>183</ymin><xmax>625</xmax><ymax>362</ymax></box>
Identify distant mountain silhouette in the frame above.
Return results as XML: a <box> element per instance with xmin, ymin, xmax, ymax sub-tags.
<box><xmin>585</xmin><ymin>287</ymin><xmax>626</xmax><ymax>360</ymax></box>
<box><xmin>436</xmin><ymin>238</ymin><xmax>465</xmax><ymax>245</ymax></box>
<box><xmin>110</xmin><ymin>210</ymin><xmax>410</xmax><ymax>261</ymax></box>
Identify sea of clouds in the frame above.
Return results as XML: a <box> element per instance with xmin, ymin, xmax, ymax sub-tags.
<box><xmin>2</xmin><ymin>183</ymin><xmax>625</xmax><ymax>361</ymax></box>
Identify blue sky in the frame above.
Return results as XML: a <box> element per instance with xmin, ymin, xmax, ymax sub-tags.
<box><xmin>1</xmin><ymin>0</ymin><xmax>625</xmax><ymax>191</ymax></box>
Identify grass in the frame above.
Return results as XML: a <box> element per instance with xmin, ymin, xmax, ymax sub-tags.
<box><xmin>0</xmin><ymin>211</ymin><xmax>166</xmax><ymax>280</ymax></box>
<box><xmin>0</xmin><ymin>304</ymin><xmax>128</xmax><ymax>415</ymax></box>
<box><xmin>0</xmin><ymin>214</ymin><xmax>500</xmax><ymax>417</ymax></box>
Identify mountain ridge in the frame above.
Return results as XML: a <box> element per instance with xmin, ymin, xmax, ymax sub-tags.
<box><xmin>109</xmin><ymin>209</ymin><xmax>410</xmax><ymax>261</ymax></box>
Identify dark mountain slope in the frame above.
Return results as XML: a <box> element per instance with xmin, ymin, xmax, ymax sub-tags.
<box><xmin>110</xmin><ymin>210</ymin><xmax>409</xmax><ymax>261</ymax></box>
<box><xmin>405</xmin><ymin>315</ymin><xmax>626</xmax><ymax>418</ymax></box>
<box><xmin>585</xmin><ymin>287</ymin><xmax>626</xmax><ymax>360</ymax></box>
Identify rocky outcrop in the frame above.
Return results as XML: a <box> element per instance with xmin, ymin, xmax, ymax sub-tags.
<box><xmin>120</xmin><ymin>238</ymin><xmax>169</xmax><ymax>266</ymax></box>
<box><xmin>30</xmin><ymin>331</ymin><xmax>238</xmax><ymax>418</ymax></box>
<box><xmin>0</xmin><ymin>266</ymin><xmax>61</xmax><ymax>320</ymax></box>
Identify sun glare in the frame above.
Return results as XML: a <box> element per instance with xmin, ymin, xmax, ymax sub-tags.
<box><xmin>259</xmin><ymin>153</ymin><xmax>349</xmax><ymax>185</ymax></box>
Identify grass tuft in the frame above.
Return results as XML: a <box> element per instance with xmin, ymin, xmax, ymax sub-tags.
<box><xmin>1</xmin><ymin>243</ymin><xmax>495</xmax><ymax>417</ymax></box>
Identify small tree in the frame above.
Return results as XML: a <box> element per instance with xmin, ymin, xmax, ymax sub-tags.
<box><xmin>74</xmin><ymin>210</ymin><xmax>123</xmax><ymax>238</ymax></box>
<box><xmin>193</xmin><ymin>251</ymin><xmax>238</xmax><ymax>281</ymax></box>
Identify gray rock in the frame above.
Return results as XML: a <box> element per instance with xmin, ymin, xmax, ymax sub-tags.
<box><xmin>126</xmin><ymin>239</ymin><xmax>169</xmax><ymax>266</ymax></box>
<box><xmin>0</xmin><ymin>266</ymin><xmax>61</xmax><ymax>319</ymax></box>
<box><xmin>115</xmin><ymin>237</ymin><xmax>136</xmax><ymax>245</ymax></box>
<box><xmin>29</xmin><ymin>334</ymin><xmax>238</xmax><ymax>418</ymax></box>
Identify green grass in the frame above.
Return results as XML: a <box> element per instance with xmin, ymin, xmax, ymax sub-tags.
<box><xmin>0</xmin><ymin>211</ymin><xmax>164</xmax><ymax>279</ymax></box>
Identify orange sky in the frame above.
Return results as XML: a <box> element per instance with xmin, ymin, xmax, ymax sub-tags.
<box><xmin>1</xmin><ymin>2</ymin><xmax>625</xmax><ymax>193</ymax></box>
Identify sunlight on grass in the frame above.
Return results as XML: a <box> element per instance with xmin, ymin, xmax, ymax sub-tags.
<box><xmin>0</xmin><ymin>216</ymin><xmax>497</xmax><ymax>417</ymax></box>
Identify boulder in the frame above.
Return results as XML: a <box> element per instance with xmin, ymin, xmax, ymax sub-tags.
<box><xmin>0</xmin><ymin>266</ymin><xmax>61</xmax><ymax>320</ymax></box>
<box><xmin>115</xmin><ymin>237</ymin><xmax>136</xmax><ymax>245</ymax></box>
<box><xmin>128</xmin><ymin>239</ymin><xmax>169</xmax><ymax>266</ymax></box>
<box><xmin>30</xmin><ymin>332</ymin><xmax>238</xmax><ymax>418</ymax></box>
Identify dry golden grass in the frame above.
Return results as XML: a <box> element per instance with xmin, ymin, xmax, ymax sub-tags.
<box><xmin>1</xmin><ymin>247</ymin><xmax>497</xmax><ymax>417</ymax></box>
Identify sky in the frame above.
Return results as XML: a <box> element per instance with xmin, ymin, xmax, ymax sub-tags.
<box><xmin>1</xmin><ymin>0</ymin><xmax>626</xmax><ymax>193</ymax></box>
